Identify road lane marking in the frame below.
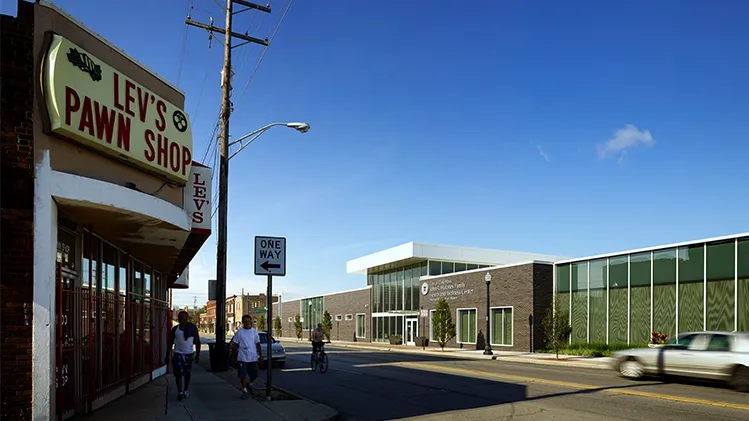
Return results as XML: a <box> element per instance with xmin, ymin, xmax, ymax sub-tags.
<box><xmin>393</xmin><ymin>361</ymin><xmax>749</xmax><ymax>411</ymax></box>
<box><xmin>280</xmin><ymin>368</ymin><xmax>313</xmax><ymax>372</ymax></box>
<box><xmin>329</xmin><ymin>367</ymin><xmax>363</xmax><ymax>375</ymax></box>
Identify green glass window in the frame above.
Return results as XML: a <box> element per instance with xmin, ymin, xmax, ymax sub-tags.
<box><xmin>490</xmin><ymin>307</ymin><xmax>513</xmax><ymax>346</ymax></box>
<box><xmin>706</xmin><ymin>240</ymin><xmax>735</xmax><ymax>331</ymax></box>
<box><xmin>356</xmin><ymin>314</ymin><xmax>366</xmax><ymax>338</ymax></box>
<box><xmin>458</xmin><ymin>309</ymin><xmax>477</xmax><ymax>344</ymax></box>
<box><xmin>738</xmin><ymin>238</ymin><xmax>749</xmax><ymax>331</ymax></box>
<box><xmin>441</xmin><ymin>262</ymin><xmax>454</xmax><ymax>275</ymax></box>
<box><xmin>589</xmin><ymin>259</ymin><xmax>607</xmax><ymax>343</ymax></box>
<box><xmin>653</xmin><ymin>249</ymin><xmax>677</xmax><ymax>340</ymax></box>
<box><xmin>455</xmin><ymin>263</ymin><xmax>467</xmax><ymax>272</ymax></box>
<box><xmin>571</xmin><ymin>262</ymin><xmax>588</xmax><ymax>343</ymax></box>
<box><xmin>609</xmin><ymin>256</ymin><xmax>628</xmax><ymax>344</ymax></box>
<box><xmin>678</xmin><ymin>245</ymin><xmax>704</xmax><ymax>333</ymax></box>
<box><xmin>429</xmin><ymin>261</ymin><xmax>441</xmax><ymax>276</ymax></box>
<box><xmin>629</xmin><ymin>252</ymin><xmax>651</xmax><ymax>344</ymax></box>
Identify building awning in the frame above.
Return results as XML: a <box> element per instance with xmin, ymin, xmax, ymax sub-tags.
<box><xmin>49</xmin><ymin>162</ymin><xmax>212</xmax><ymax>286</ymax></box>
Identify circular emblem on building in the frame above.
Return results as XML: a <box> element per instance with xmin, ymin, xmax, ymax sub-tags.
<box><xmin>421</xmin><ymin>282</ymin><xmax>429</xmax><ymax>296</ymax></box>
<box><xmin>173</xmin><ymin>110</ymin><xmax>189</xmax><ymax>133</ymax></box>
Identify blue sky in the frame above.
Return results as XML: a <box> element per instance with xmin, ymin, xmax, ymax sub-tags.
<box><xmin>9</xmin><ymin>0</ymin><xmax>748</xmax><ymax>307</ymax></box>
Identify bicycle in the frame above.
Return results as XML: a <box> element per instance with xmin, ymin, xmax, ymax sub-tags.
<box><xmin>310</xmin><ymin>342</ymin><xmax>329</xmax><ymax>373</ymax></box>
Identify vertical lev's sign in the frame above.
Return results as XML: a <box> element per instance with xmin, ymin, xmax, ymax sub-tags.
<box><xmin>184</xmin><ymin>163</ymin><xmax>212</xmax><ymax>233</ymax></box>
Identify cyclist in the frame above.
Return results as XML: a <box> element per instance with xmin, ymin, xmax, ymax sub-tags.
<box><xmin>310</xmin><ymin>323</ymin><xmax>329</xmax><ymax>359</ymax></box>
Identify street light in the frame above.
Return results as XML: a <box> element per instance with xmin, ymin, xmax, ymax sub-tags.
<box><xmin>483</xmin><ymin>272</ymin><xmax>493</xmax><ymax>355</ymax></box>
<box><xmin>228</xmin><ymin>122</ymin><xmax>310</xmax><ymax>160</ymax></box>
<box><xmin>308</xmin><ymin>301</ymin><xmax>313</xmax><ymax>338</ymax></box>
<box><xmin>213</xmin><ymin>121</ymin><xmax>309</xmax><ymax>372</ymax></box>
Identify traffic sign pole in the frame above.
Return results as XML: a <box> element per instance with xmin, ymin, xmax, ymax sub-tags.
<box><xmin>266</xmin><ymin>273</ymin><xmax>272</xmax><ymax>400</ymax></box>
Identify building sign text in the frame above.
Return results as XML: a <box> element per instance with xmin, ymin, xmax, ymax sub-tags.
<box><xmin>426</xmin><ymin>278</ymin><xmax>476</xmax><ymax>302</ymax></box>
<box><xmin>43</xmin><ymin>35</ymin><xmax>193</xmax><ymax>184</ymax></box>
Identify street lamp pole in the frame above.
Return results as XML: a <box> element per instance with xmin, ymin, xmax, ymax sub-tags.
<box><xmin>212</xmin><ymin>120</ymin><xmax>309</xmax><ymax>372</ymax></box>
<box><xmin>484</xmin><ymin>272</ymin><xmax>493</xmax><ymax>355</ymax></box>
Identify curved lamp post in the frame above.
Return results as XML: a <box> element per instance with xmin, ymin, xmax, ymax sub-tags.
<box><xmin>213</xmin><ymin>121</ymin><xmax>309</xmax><ymax>372</ymax></box>
<box><xmin>484</xmin><ymin>272</ymin><xmax>493</xmax><ymax>355</ymax></box>
<box><xmin>228</xmin><ymin>122</ymin><xmax>310</xmax><ymax>160</ymax></box>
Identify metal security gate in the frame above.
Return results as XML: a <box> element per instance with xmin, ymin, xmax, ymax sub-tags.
<box><xmin>55</xmin><ymin>226</ymin><xmax>170</xmax><ymax>419</ymax></box>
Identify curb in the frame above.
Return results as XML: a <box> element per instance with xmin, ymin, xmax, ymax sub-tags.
<box><xmin>283</xmin><ymin>339</ymin><xmax>612</xmax><ymax>371</ymax></box>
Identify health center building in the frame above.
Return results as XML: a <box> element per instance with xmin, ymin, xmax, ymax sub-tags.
<box><xmin>1</xmin><ymin>1</ymin><xmax>212</xmax><ymax>420</ymax></box>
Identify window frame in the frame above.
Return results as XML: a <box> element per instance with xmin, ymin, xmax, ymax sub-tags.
<box><xmin>429</xmin><ymin>309</ymin><xmax>436</xmax><ymax>342</ymax></box>
<box><xmin>456</xmin><ymin>307</ymin><xmax>478</xmax><ymax>345</ymax></box>
<box><xmin>356</xmin><ymin>313</ymin><xmax>366</xmax><ymax>339</ymax></box>
<box><xmin>335</xmin><ymin>314</ymin><xmax>343</xmax><ymax>321</ymax></box>
<box><xmin>345</xmin><ymin>314</ymin><xmax>353</xmax><ymax>321</ymax></box>
<box><xmin>489</xmin><ymin>306</ymin><xmax>514</xmax><ymax>347</ymax></box>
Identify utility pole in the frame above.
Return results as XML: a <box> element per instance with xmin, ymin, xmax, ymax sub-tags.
<box><xmin>193</xmin><ymin>296</ymin><xmax>197</xmax><ymax>310</ymax></box>
<box><xmin>186</xmin><ymin>0</ymin><xmax>271</xmax><ymax>372</ymax></box>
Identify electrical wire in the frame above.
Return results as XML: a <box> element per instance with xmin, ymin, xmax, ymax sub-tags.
<box><xmin>176</xmin><ymin>0</ymin><xmax>194</xmax><ymax>88</ymax></box>
<box><xmin>235</xmin><ymin>0</ymin><xmax>294</xmax><ymax>106</ymax></box>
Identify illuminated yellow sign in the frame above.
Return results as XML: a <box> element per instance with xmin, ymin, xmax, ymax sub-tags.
<box><xmin>43</xmin><ymin>34</ymin><xmax>193</xmax><ymax>183</ymax></box>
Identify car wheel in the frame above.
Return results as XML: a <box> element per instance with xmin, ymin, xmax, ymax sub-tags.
<box><xmin>731</xmin><ymin>365</ymin><xmax>749</xmax><ymax>393</ymax></box>
<box><xmin>619</xmin><ymin>358</ymin><xmax>644</xmax><ymax>379</ymax></box>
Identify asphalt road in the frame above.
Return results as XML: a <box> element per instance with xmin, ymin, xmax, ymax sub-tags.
<box><xmin>266</xmin><ymin>341</ymin><xmax>749</xmax><ymax>421</ymax></box>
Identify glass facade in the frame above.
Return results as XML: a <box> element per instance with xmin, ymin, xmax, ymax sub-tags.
<box><xmin>555</xmin><ymin>235</ymin><xmax>747</xmax><ymax>345</ymax></box>
<box><xmin>368</xmin><ymin>260</ymin><xmax>493</xmax><ymax>342</ymax></box>
<box><xmin>301</xmin><ymin>297</ymin><xmax>323</xmax><ymax>331</ymax></box>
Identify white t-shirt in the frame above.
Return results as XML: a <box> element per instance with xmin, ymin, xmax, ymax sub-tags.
<box><xmin>232</xmin><ymin>328</ymin><xmax>260</xmax><ymax>362</ymax></box>
<box><xmin>174</xmin><ymin>326</ymin><xmax>195</xmax><ymax>354</ymax></box>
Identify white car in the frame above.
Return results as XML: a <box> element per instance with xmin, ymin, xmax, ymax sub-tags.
<box><xmin>611</xmin><ymin>331</ymin><xmax>749</xmax><ymax>392</ymax></box>
<box><xmin>258</xmin><ymin>331</ymin><xmax>286</xmax><ymax>367</ymax></box>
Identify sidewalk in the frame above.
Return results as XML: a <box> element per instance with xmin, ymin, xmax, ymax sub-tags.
<box><xmin>74</xmin><ymin>357</ymin><xmax>338</xmax><ymax>421</ymax></box>
<box><xmin>278</xmin><ymin>336</ymin><xmax>614</xmax><ymax>371</ymax></box>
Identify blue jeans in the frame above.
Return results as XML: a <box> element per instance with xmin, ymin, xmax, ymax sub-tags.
<box><xmin>171</xmin><ymin>352</ymin><xmax>194</xmax><ymax>378</ymax></box>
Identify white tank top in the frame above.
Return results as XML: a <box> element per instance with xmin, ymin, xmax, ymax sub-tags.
<box><xmin>174</xmin><ymin>326</ymin><xmax>195</xmax><ymax>354</ymax></box>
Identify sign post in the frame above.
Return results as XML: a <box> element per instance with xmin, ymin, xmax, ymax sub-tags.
<box><xmin>254</xmin><ymin>236</ymin><xmax>286</xmax><ymax>401</ymax></box>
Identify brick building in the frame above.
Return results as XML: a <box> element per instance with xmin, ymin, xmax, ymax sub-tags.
<box><xmin>274</xmin><ymin>288</ymin><xmax>371</xmax><ymax>342</ymax></box>
<box><xmin>0</xmin><ymin>1</ymin><xmax>211</xmax><ymax>419</ymax></box>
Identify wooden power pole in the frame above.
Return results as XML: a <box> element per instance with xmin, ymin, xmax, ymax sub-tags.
<box><xmin>186</xmin><ymin>0</ymin><xmax>270</xmax><ymax>372</ymax></box>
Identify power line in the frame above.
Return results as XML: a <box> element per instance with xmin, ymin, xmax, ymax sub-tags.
<box><xmin>176</xmin><ymin>0</ymin><xmax>194</xmax><ymax>87</ymax></box>
<box><xmin>235</xmin><ymin>0</ymin><xmax>294</xmax><ymax>106</ymax></box>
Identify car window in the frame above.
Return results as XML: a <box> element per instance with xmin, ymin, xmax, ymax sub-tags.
<box><xmin>673</xmin><ymin>334</ymin><xmax>696</xmax><ymax>346</ymax></box>
<box><xmin>706</xmin><ymin>334</ymin><xmax>731</xmax><ymax>352</ymax></box>
<box><xmin>687</xmin><ymin>334</ymin><xmax>710</xmax><ymax>351</ymax></box>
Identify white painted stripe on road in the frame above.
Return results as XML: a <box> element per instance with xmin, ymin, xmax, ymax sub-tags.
<box><xmin>280</xmin><ymin>368</ymin><xmax>313</xmax><ymax>372</ymax></box>
<box><xmin>329</xmin><ymin>367</ymin><xmax>362</xmax><ymax>375</ymax></box>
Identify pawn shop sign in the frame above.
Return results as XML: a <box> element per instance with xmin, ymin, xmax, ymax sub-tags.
<box><xmin>254</xmin><ymin>236</ymin><xmax>286</xmax><ymax>277</ymax></box>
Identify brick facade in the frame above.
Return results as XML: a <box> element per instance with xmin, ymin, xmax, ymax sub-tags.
<box><xmin>273</xmin><ymin>288</ymin><xmax>372</xmax><ymax>342</ymax></box>
<box><xmin>322</xmin><ymin>289</ymin><xmax>371</xmax><ymax>342</ymax></box>
<box><xmin>0</xmin><ymin>1</ymin><xmax>35</xmax><ymax>419</ymax></box>
<box><xmin>421</xmin><ymin>263</ymin><xmax>553</xmax><ymax>352</ymax></box>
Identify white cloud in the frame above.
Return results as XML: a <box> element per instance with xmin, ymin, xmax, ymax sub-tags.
<box><xmin>536</xmin><ymin>145</ymin><xmax>551</xmax><ymax>162</ymax></box>
<box><xmin>597</xmin><ymin>124</ymin><xmax>654</xmax><ymax>160</ymax></box>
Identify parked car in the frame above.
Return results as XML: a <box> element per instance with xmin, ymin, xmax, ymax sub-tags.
<box><xmin>258</xmin><ymin>331</ymin><xmax>286</xmax><ymax>367</ymax></box>
<box><xmin>611</xmin><ymin>331</ymin><xmax>749</xmax><ymax>392</ymax></box>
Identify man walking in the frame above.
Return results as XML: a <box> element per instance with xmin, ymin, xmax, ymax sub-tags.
<box><xmin>231</xmin><ymin>314</ymin><xmax>264</xmax><ymax>399</ymax></box>
<box><xmin>166</xmin><ymin>310</ymin><xmax>201</xmax><ymax>401</ymax></box>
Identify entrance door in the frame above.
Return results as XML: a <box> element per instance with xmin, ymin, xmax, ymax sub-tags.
<box><xmin>406</xmin><ymin>318</ymin><xmax>418</xmax><ymax>346</ymax></box>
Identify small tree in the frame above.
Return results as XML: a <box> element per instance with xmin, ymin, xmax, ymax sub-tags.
<box><xmin>258</xmin><ymin>315</ymin><xmax>266</xmax><ymax>332</ymax></box>
<box><xmin>294</xmin><ymin>314</ymin><xmax>303</xmax><ymax>340</ymax></box>
<box><xmin>542</xmin><ymin>306</ymin><xmax>572</xmax><ymax>360</ymax></box>
<box><xmin>322</xmin><ymin>310</ymin><xmax>333</xmax><ymax>339</ymax></box>
<box><xmin>432</xmin><ymin>299</ymin><xmax>456</xmax><ymax>351</ymax></box>
<box><xmin>274</xmin><ymin>316</ymin><xmax>282</xmax><ymax>337</ymax></box>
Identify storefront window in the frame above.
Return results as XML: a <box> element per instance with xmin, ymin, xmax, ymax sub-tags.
<box><xmin>678</xmin><ymin>244</ymin><xmax>704</xmax><ymax>333</ymax></box>
<box><xmin>102</xmin><ymin>243</ymin><xmax>117</xmax><ymax>295</ymax></box>
<box><xmin>144</xmin><ymin>265</ymin><xmax>152</xmax><ymax>297</ymax></box>
<box><xmin>57</xmin><ymin>227</ymin><xmax>77</xmax><ymax>272</ymax></box>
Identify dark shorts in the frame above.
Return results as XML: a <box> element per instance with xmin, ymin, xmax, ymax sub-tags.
<box><xmin>237</xmin><ymin>361</ymin><xmax>259</xmax><ymax>381</ymax></box>
<box><xmin>312</xmin><ymin>341</ymin><xmax>324</xmax><ymax>354</ymax></box>
<box><xmin>172</xmin><ymin>353</ymin><xmax>194</xmax><ymax>377</ymax></box>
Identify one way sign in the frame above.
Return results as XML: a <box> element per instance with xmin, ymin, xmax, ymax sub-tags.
<box><xmin>254</xmin><ymin>236</ymin><xmax>286</xmax><ymax>277</ymax></box>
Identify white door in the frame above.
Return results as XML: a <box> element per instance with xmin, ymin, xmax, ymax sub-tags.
<box><xmin>406</xmin><ymin>319</ymin><xmax>418</xmax><ymax>345</ymax></box>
